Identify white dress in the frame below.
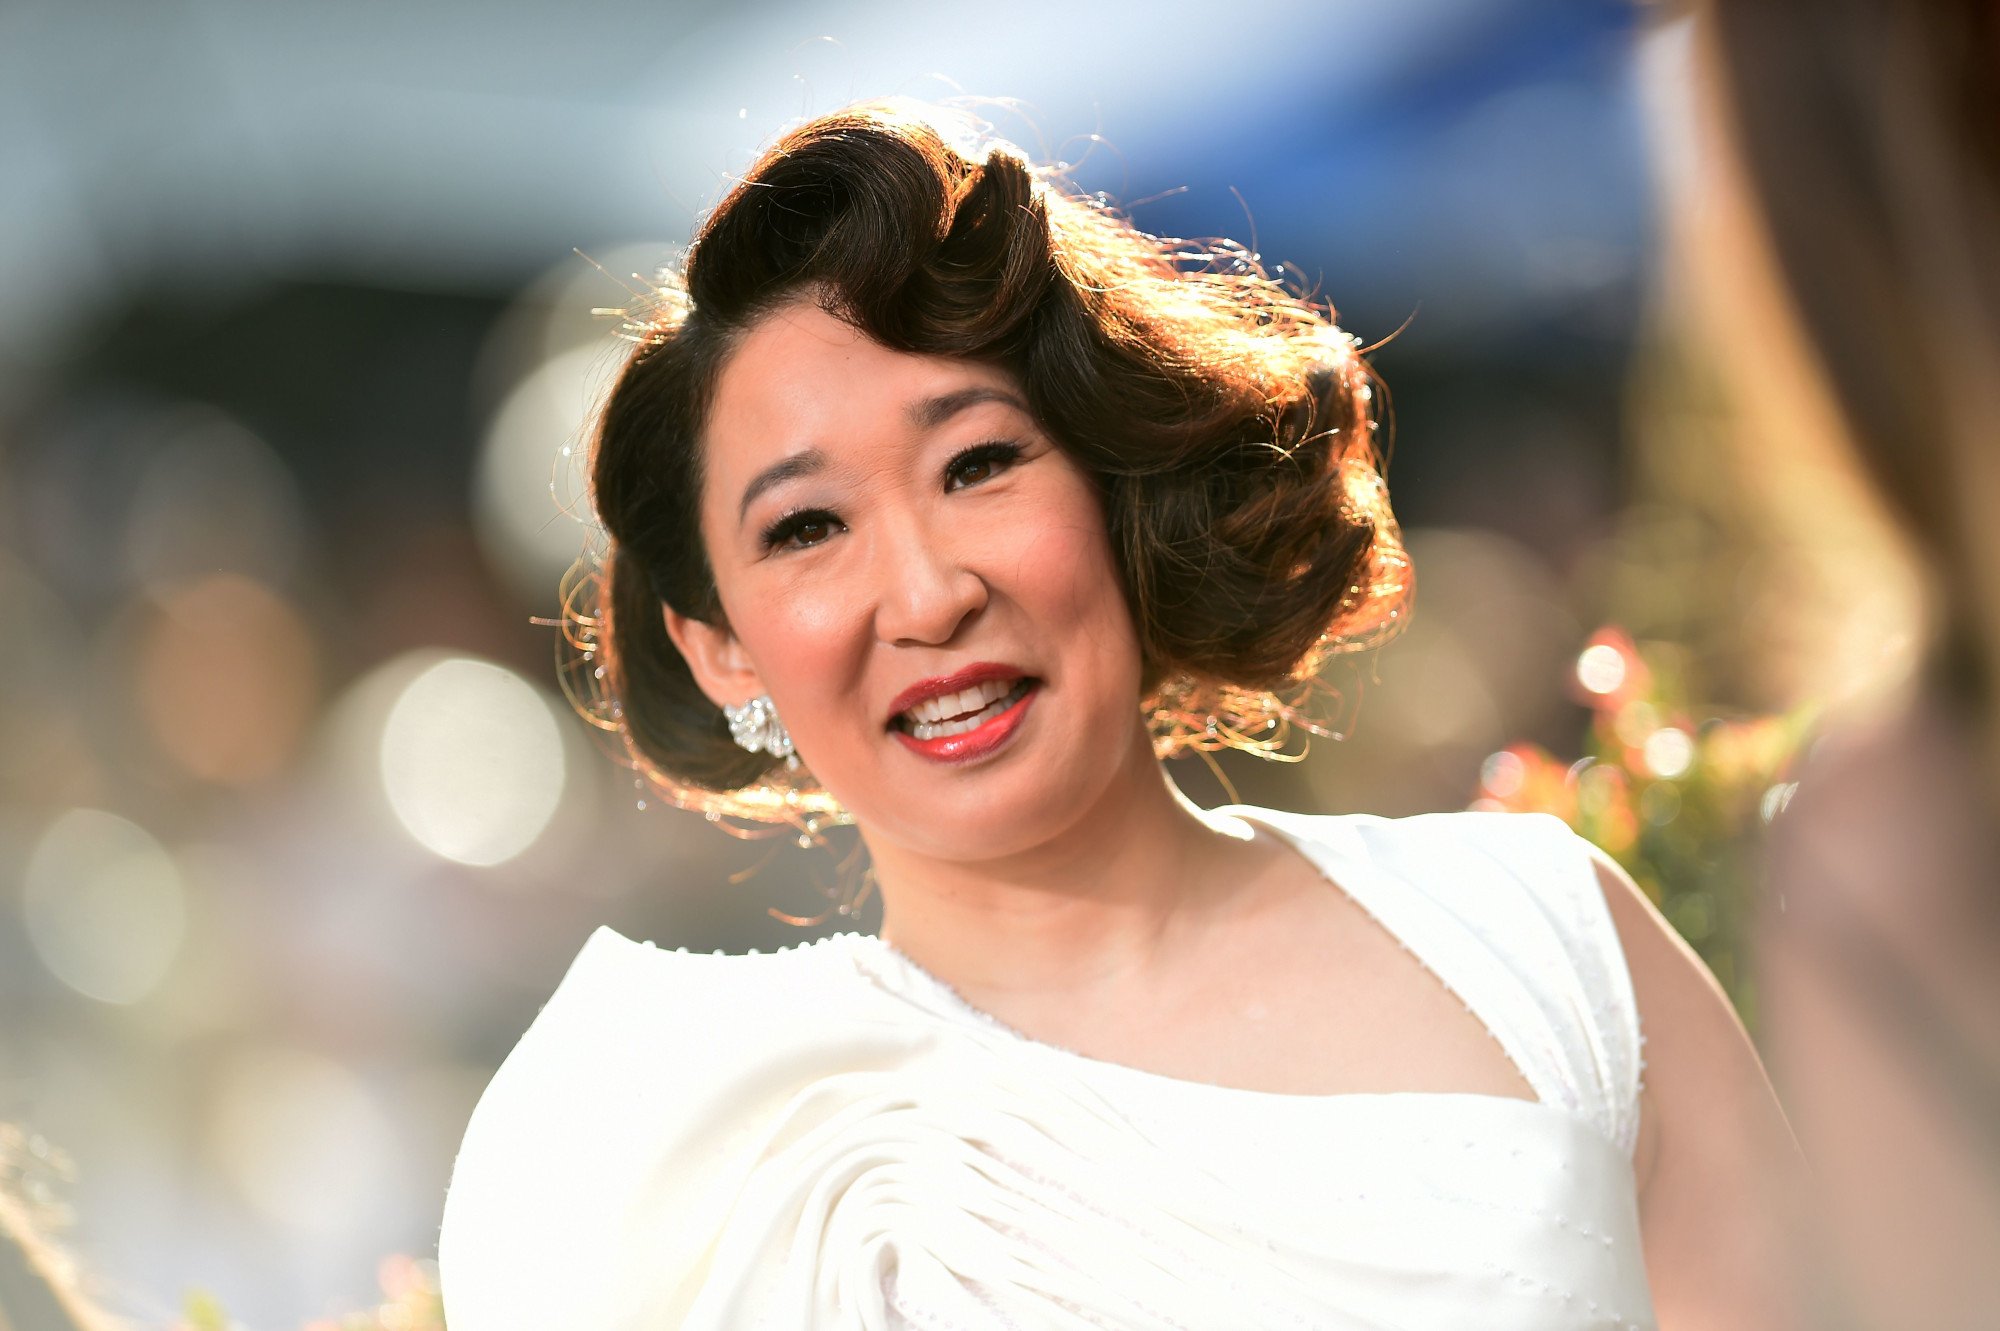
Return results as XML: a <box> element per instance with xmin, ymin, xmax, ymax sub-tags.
<box><xmin>437</xmin><ymin>805</ymin><xmax>1657</xmax><ymax>1330</ymax></box>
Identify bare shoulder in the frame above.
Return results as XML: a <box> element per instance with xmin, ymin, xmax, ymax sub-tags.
<box><xmin>1578</xmin><ymin>841</ymin><xmax>1809</xmax><ymax>1329</ymax></box>
<box><xmin>1571</xmin><ymin>843</ymin><xmax>1716</xmax><ymax>1190</ymax></box>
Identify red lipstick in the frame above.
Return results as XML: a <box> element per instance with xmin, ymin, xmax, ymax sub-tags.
<box><xmin>886</xmin><ymin>663</ymin><xmax>1039</xmax><ymax>765</ymax></box>
<box><xmin>885</xmin><ymin>663</ymin><xmax>1030</xmax><ymax>726</ymax></box>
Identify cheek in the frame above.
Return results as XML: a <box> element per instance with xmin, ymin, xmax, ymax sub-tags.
<box><xmin>1002</xmin><ymin>489</ymin><xmax>1139</xmax><ymax>667</ymax></box>
<box><xmin>730</xmin><ymin>579</ymin><xmax>869</xmax><ymax>690</ymax></box>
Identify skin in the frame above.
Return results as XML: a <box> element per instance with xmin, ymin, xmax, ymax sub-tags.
<box><xmin>663</xmin><ymin>297</ymin><xmax>1807</xmax><ymax>1326</ymax></box>
<box><xmin>1590</xmin><ymin>840</ymin><xmax>1814</xmax><ymax>1329</ymax></box>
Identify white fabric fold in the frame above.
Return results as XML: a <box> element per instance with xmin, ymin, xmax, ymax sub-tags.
<box><xmin>439</xmin><ymin>806</ymin><xmax>1658</xmax><ymax>1330</ymax></box>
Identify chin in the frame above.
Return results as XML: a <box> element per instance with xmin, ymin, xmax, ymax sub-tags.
<box><xmin>851</xmin><ymin>719</ymin><xmax>1138</xmax><ymax>864</ymax></box>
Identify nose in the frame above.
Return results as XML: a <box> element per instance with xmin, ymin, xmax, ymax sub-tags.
<box><xmin>870</xmin><ymin>511</ymin><xmax>987</xmax><ymax>647</ymax></box>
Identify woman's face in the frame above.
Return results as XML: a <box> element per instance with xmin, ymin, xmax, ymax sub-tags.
<box><xmin>666</xmin><ymin>299</ymin><xmax>1151</xmax><ymax>862</ymax></box>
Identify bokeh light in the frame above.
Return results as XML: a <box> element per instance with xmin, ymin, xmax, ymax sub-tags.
<box><xmin>376</xmin><ymin>655</ymin><xmax>567</xmax><ymax>866</ymax></box>
<box><xmin>1365</xmin><ymin>528</ymin><xmax>1577</xmax><ymax>751</ymax></box>
<box><xmin>21</xmin><ymin>808</ymin><xmax>187</xmax><ymax>1005</ymax></box>
<box><xmin>134</xmin><ymin>573</ymin><xmax>319</xmax><ymax>787</ymax></box>
<box><xmin>1612</xmin><ymin>700</ymin><xmax>1658</xmax><ymax>747</ymax></box>
<box><xmin>123</xmin><ymin>406</ymin><xmax>309</xmax><ymax>597</ymax></box>
<box><xmin>1479</xmin><ymin>748</ymin><xmax>1527</xmax><ymax>799</ymax></box>
<box><xmin>473</xmin><ymin>343</ymin><xmax>613</xmax><ymax>605</ymax></box>
<box><xmin>1576</xmin><ymin>642</ymin><xmax>1628</xmax><ymax>697</ymax></box>
<box><xmin>1640</xmin><ymin>724</ymin><xmax>1694</xmax><ymax>779</ymax></box>
<box><xmin>1638</xmin><ymin>779</ymin><xmax>1682</xmax><ymax>826</ymax></box>
<box><xmin>205</xmin><ymin>1044</ymin><xmax>401</xmax><ymax>1238</ymax></box>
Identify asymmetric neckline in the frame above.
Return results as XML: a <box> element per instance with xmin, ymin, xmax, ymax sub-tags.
<box><xmin>437</xmin><ymin>803</ymin><xmax>1657</xmax><ymax>1329</ymax></box>
<box><xmin>840</xmin><ymin>803</ymin><xmax>1571</xmax><ymax>1121</ymax></box>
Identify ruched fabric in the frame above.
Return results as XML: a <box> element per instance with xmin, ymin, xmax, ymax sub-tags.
<box><xmin>438</xmin><ymin>806</ymin><xmax>1657</xmax><ymax>1329</ymax></box>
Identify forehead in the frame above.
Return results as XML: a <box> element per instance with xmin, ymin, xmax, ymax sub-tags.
<box><xmin>705</xmin><ymin>302</ymin><xmax>1021</xmax><ymax>470</ymax></box>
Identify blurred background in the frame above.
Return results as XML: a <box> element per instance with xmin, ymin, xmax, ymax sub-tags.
<box><xmin>0</xmin><ymin>0</ymin><xmax>1960</xmax><ymax>1326</ymax></box>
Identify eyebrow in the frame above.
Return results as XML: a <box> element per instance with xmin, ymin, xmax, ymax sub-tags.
<box><xmin>737</xmin><ymin>448</ymin><xmax>828</xmax><ymax>524</ymax></box>
<box><xmin>734</xmin><ymin>387</ymin><xmax>1032</xmax><ymax>526</ymax></box>
<box><xmin>908</xmin><ymin>386</ymin><xmax>1031</xmax><ymax>431</ymax></box>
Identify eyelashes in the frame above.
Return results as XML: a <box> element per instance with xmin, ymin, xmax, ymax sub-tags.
<box><xmin>943</xmin><ymin>439</ymin><xmax>1023</xmax><ymax>490</ymax></box>
<box><xmin>758</xmin><ymin>439</ymin><xmax>1026</xmax><ymax>553</ymax></box>
<box><xmin>759</xmin><ymin>506</ymin><xmax>840</xmax><ymax>553</ymax></box>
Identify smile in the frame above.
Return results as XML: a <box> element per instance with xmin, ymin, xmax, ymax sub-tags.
<box><xmin>895</xmin><ymin>676</ymin><xmax>1034</xmax><ymax>738</ymax></box>
<box><xmin>886</xmin><ymin>667</ymin><xmax>1040</xmax><ymax>764</ymax></box>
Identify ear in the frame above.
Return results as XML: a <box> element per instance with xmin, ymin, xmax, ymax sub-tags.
<box><xmin>662</xmin><ymin>605</ymin><xmax>766</xmax><ymax>710</ymax></box>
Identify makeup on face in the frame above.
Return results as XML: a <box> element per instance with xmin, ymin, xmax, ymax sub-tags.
<box><xmin>694</xmin><ymin>302</ymin><xmax>1148</xmax><ymax>856</ymax></box>
<box><xmin>885</xmin><ymin>663</ymin><xmax>1041</xmax><ymax>764</ymax></box>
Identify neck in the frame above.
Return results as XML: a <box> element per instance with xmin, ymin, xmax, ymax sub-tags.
<box><xmin>865</xmin><ymin>730</ymin><xmax>1257</xmax><ymax>1005</ymax></box>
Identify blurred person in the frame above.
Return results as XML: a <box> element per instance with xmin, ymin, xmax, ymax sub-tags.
<box><xmin>436</xmin><ymin>100</ymin><xmax>1802</xmax><ymax>1329</ymax></box>
<box><xmin>1686</xmin><ymin>2</ymin><xmax>2000</xmax><ymax>1327</ymax></box>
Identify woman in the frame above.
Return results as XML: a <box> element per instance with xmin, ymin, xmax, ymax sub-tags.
<box><xmin>437</xmin><ymin>100</ymin><xmax>1801</xmax><ymax>1329</ymax></box>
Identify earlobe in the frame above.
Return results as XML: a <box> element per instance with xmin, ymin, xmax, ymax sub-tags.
<box><xmin>661</xmin><ymin>604</ymin><xmax>765</xmax><ymax>709</ymax></box>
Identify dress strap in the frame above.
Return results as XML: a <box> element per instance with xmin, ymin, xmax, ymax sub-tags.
<box><xmin>1218</xmin><ymin>807</ymin><xmax>1647</xmax><ymax>1159</ymax></box>
<box><xmin>1466</xmin><ymin>811</ymin><xmax>1647</xmax><ymax>1160</ymax></box>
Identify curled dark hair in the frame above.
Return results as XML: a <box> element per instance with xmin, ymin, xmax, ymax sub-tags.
<box><xmin>561</xmin><ymin>99</ymin><xmax>1413</xmax><ymax>828</ymax></box>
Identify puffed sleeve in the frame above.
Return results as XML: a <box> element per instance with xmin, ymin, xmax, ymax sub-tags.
<box><xmin>435</xmin><ymin>926</ymin><xmax>930</xmax><ymax>1330</ymax></box>
<box><xmin>437</xmin><ymin>926</ymin><xmax>682</xmax><ymax>1328</ymax></box>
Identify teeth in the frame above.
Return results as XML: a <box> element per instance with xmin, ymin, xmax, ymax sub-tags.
<box><xmin>905</xmin><ymin>678</ymin><xmax>1017</xmax><ymax>725</ymax></box>
<box><xmin>901</xmin><ymin>678</ymin><xmax>1030</xmax><ymax>740</ymax></box>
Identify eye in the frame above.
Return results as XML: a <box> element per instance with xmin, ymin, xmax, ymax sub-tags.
<box><xmin>944</xmin><ymin>440</ymin><xmax>1024</xmax><ymax>491</ymax></box>
<box><xmin>761</xmin><ymin>508</ymin><xmax>842</xmax><ymax>553</ymax></box>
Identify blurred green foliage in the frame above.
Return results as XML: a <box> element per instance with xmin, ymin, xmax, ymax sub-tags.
<box><xmin>1470</xmin><ymin>624</ymin><xmax>1818</xmax><ymax>1034</ymax></box>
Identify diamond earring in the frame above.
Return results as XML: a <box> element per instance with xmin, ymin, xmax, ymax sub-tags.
<box><xmin>723</xmin><ymin>694</ymin><xmax>799</xmax><ymax>770</ymax></box>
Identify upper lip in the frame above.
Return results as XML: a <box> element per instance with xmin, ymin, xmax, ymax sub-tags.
<box><xmin>886</xmin><ymin>662</ymin><xmax>1030</xmax><ymax>727</ymax></box>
